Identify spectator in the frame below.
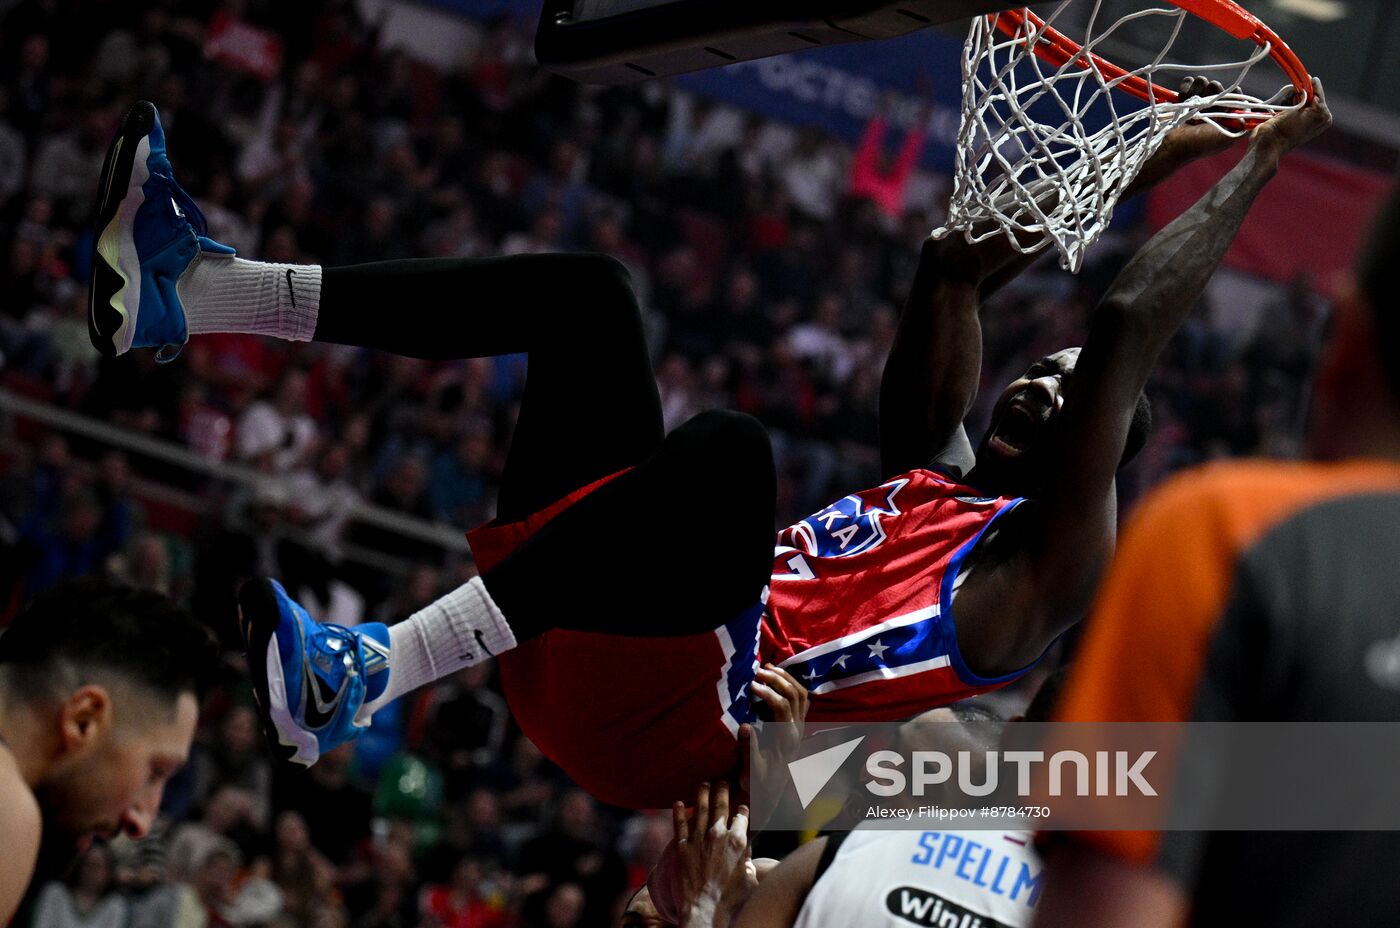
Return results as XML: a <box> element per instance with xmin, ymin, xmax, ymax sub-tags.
<box><xmin>191</xmin><ymin>704</ymin><xmax>275</xmax><ymax>828</ymax></box>
<box><xmin>272</xmin><ymin>744</ymin><xmax>374</xmax><ymax>867</ymax></box>
<box><xmin>31</xmin><ymin>848</ymin><xmax>127</xmax><ymax>928</ymax></box>
<box><xmin>421</xmin><ymin>856</ymin><xmax>510</xmax><ymax>928</ymax></box>
<box><xmin>271</xmin><ymin>811</ymin><xmax>336</xmax><ymax>928</ymax></box>
<box><xmin>236</xmin><ymin>369</ymin><xmax>319</xmax><ymax>473</ymax></box>
<box><xmin>514</xmin><ymin>790</ymin><xmax>627</xmax><ymax>928</ymax></box>
<box><xmin>168</xmin><ymin>786</ymin><xmax>264</xmax><ymax>883</ymax></box>
<box><xmin>286</xmin><ymin>440</ymin><xmax>364</xmax><ymax>552</ymax></box>
<box><xmin>421</xmin><ymin>664</ymin><xmax>510</xmax><ymax>798</ymax></box>
<box><xmin>22</xmin><ymin>486</ymin><xmax>106</xmax><ymax>594</ymax></box>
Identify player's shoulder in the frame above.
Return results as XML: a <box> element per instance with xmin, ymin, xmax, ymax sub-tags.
<box><xmin>0</xmin><ymin>741</ymin><xmax>42</xmax><ymax>921</ymax></box>
<box><xmin>1134</xmin><ymin>458</ymin><xmax>1400</xmax><ymax>551</ymax></box>
<box><xmin>0</xmin><ymin>742</ymin><xmax>40</xmax><ymax>836</ymax></box>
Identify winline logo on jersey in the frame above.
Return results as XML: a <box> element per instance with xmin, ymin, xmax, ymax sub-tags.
<box><xmin>748</xmin><ymin>721</ymin><xmax>1400</xmax><ymax>832</ymax></box>
<box><xmin>886</xmin><ymin>887</ymin><xmax>1013</xmax><ymax>928</ymax></box>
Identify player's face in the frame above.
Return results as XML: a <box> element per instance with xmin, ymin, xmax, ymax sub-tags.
<box><xmin>38</xmin><ymin>690</ymin><xmax>197</xmax><ymax>843</ymax></box>
<box><xmin>979</xmin><ymin>348</ymin><xmax>1080</xmax><ymax>471</ymax></box>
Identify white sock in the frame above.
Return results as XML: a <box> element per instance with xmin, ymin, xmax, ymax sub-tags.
<box><xmin>178</xmin><ymin>252</ymin><xmax>322</xmax><ymax>342</ymax></box>
<box><xmin>357</xmin><ymin>576</ymin><xmax>518</xmax><ymax>722</ymax></box>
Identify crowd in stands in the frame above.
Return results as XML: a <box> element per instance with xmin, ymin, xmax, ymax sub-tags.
<box><xmin>0</xmin><ymin>1</ymin><xmax>1334</xmax><ymax>926</ymax></box>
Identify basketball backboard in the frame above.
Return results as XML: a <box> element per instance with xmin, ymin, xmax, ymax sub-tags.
<box><xmin>535</xmin><ymin>0</ymin><xmax>1037</xmax><ymax>85</ymax></box>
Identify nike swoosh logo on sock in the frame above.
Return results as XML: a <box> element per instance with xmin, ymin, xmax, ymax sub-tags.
<box><xmin>474</xmin><ymin>628</ymin><xmax>494</xmax><ymax>658</ymax></box>
<box><xmin>286</xmin><ymin>268</ymin><xmax>298</xmax><ymax>310</ymax></box>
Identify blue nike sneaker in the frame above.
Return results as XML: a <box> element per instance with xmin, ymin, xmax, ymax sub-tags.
<box><xmin>238</xmin><ymin>578</ymin><xmax>392</xmax><ymax>767</ymax></box>
<box><xmin>88</xmin><ymin>100</ymin><xmax>235</xmax><ymax>362</ymax></box>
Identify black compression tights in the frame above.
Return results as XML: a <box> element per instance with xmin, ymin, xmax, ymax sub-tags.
<box><xmin>315</xmin><ymin>254</ymin><xmax>776</xmax><ymax>640</ymax></box>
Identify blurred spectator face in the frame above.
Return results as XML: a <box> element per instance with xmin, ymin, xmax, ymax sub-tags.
<box><xmin>318</xmin><ymin>442</ymin><xmax>351</xmax><ymax>481</ymax></box>
<box><xmin>100</xmin><ymin>451</ymin><xmax>131</xmax><ymax>490</ymax></box>
<box><xmin>221</xmin><ymin>705</ymin><xmax>259</xmax><ymax>757</ymax></box>
<box><xmin>376</xmin><ymin>839</ymin><xmax>415</xmax><ymax>887</ymax></box>
<box><xmin>282</xmin><ymin>177</ymin><xmax>315</xmax><ymax>220</ymax></box>
<box><xmin>154</xmin><ymin>74</ymin><xmax>187</xmax><ymax>113</ymax></box>
<box><xmin>465</xmin><ymin>787</ymin><xmax>500</xmax><ymax>829</ymax></box>
<box><xmin>449</xmin><ymin>856</ymin><xmax>483</xmax><ymax>894</ymax></box>
<box><xmin>196</xmin><ymin>847</ymin><xmax>237</xmax><ymax>906</ymax></box>
<box><xmin>264</xmin><ymin>226</ymin><xmax>301</xmax><ymax>263</ymax></box>
<box><xmin>206</xmin><ymin>786</ymin><xmax>254</xmax><ymax>832</ymax></box>
<box><xmin>127</xmin><ymin>533</ymin><xmax>170</xmax><ymax>590</ymax></box>
<box><xmin>591</xmin><ymin>215</ymin><xmax>624</xmax><ymax>252</ymax></box>
<box><xmin>699</xmin><ymin>357</ymin><xmax>729</xmax><ymax>392</ymax></box>
<box><xmin>403</xmin><ymin>564</ymin><xmax>439</xmax><ymax>606</ymax></box>
<box><xmin>10</xmin><ymin>237</ymin><xmax>37</xmax><ymax>275</ymax></box>
<box><xmin>457</xmin><ymin>431</ymin><xmax>490</xmax><ymax>470</ymax></box>
<box><xmin>40</xmin><ymin>433</ymin><xmax>71</xmax><ymax>468</ymax></box>
<box><xmin>275</xmin><ymin>370</ymin><xmax>309</xmax><ymax>416</ymax></box>
<box><xmin>552</xmin><ymin>140</ymin><xmax>580</xmax><ymax>179</ymax></box>
<box><xmin>343</xmin><ymin>414</ymin><xmax>371</xmax><ymax>452</ymax></box>
<box><xmin>534</xmin><ymin>210</ymin><xmax>564</xmax><ymax>246</ymax></box>
<box><xmin>557</xmin><ymin>789</ymin><xmax>596</xmax><ymax>839</ymax></box>
<box><xmin>62</xmin><ymin>490</ymin><xmax>101</xmax><ymax>543</ymax></box>
<box><xmin>868</xmin><ymin>304</ymin><xmax>897</xmax><ymax>344</ymax></box>
<box><xmin>24</xmin><ymin>194</ymin><xmax>52</xmax><ymax>227</ymax></box>
<box><xmin>275</xmin><ymin>810</ymin><xmax>311</xmax><ymax>852</ymax></box>
<box><xmin>206</xmin><ymin>171</ymin><xmax>233</xmax><ymax>206</ymax></box>
<box><xmin>309</xmin><ymin>904</ymin><xmax>350</xmax><ymax>928</ymax></box>
<box><xmin>815</xmin><ymin>294</ymin><xmax>842</xmax><ymax>330</ymax></box>
<box><xmin>657</xmin><ymin>355</ymin><xmax>690</xmax><ymax>390</ymax></box>
<box><xmin>387</xmin><ymin>456</ymin><xmax>428</xmax><ymax>507</ymax></box>
<box><xmin>545</xmin><ymin>883</ymin><xmax>586</xmax><ymax>928</ymax></box>
<box><xmin>727</xmin><ymin>270</ymin><xmax>757</xmax><ymax>310</ymax></box>
<box><xmin>365</xmin><ymin>197</ymin><xmax>397</xmax><ymax>240</ymax></box>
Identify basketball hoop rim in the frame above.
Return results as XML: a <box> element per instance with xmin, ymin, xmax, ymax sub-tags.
<box><xmin>992</xmin><ymin>0</ymin><xmax>1312</xmax><ymax>115</ymax></box>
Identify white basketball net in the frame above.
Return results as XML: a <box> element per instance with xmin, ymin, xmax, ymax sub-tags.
<box><xmin>934</xmin><ymin>0</ymin><xmax>1300</xmax><ymax>272</ymax></box>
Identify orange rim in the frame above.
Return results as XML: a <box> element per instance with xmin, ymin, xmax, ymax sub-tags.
<box><xmin>992</xmin><ymin>0</ymin><xmax>1311</xmax><ymax>116</ymax></box>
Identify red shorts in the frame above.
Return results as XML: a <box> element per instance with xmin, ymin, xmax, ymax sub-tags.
<box><xmin>467</xmin><ymin>471</ymin><xmax>760</xmax><ymax>810</ymax></box>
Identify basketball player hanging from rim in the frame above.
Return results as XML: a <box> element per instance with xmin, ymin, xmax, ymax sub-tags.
<box><xmin>87</xmin><ymin>79</ymin><xmax>1330</xmax><ymax>809</ymax></box>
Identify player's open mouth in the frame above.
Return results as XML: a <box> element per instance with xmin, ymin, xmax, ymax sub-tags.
<box><xmin>989</xmin><ymin>403</ymin><xmax>1042</xmax><ymax>458</ymax></box>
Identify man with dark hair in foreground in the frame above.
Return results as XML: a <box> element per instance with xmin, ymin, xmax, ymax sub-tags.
<box><xmin>0</xmin><ymin>579</ymin><xmax>219</xmax><ymax>922</ymax></box>
<box><xmin>88</xmin><ymin>80</ymin><xmax>1325</xmax><ymax>811</ymax></box>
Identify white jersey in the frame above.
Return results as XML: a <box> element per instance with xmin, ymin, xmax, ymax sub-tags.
<box><xmin>794</xmin><ymin>826</ymin><xmax>1042</xmax><ymax>928</ymax></box>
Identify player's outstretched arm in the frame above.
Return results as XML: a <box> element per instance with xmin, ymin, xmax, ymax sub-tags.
<box><xmin>1022</xmin><ymin>80</ymin><xmax>1332</xmax><ymax>648</ymax></box>
<box><xmin>879</xmin><ymin>233</ymin><xmax>990</xmax><ymax>479</ymax></box>
<box><xmin>879</xmin><ymin>78</ymin><xmax>1235</xmax><ymax>480</ymax></box>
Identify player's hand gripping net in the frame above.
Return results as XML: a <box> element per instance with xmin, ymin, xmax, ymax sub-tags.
<box><xmin>933</xmin><ymin>0</ymin><xmax>1308</xmax><ymax>272</ymax></box>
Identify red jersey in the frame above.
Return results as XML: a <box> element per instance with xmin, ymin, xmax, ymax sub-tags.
<box><xmin>474</xmin><ymin>468</ymin><xmax>1032</xmax><ymax>809</ymax></box>
<box><xmin>765</xmin><ymin>468</ymin><xmax>1031</xmax><ymax>722</ymax></box>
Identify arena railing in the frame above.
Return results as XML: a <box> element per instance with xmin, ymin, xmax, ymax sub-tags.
<box><xmin>0</xmin><ymin>387</ymin><xmax>472</xmax><ymax>578</ymax></box>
